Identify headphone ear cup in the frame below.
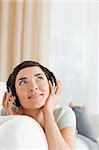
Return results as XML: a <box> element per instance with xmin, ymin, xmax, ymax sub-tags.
<box><xmin>50</xmin><ymin>76</ymin><xmax>56</xmax><ymax>92</ymax></box>
<box><xmin>15</xmin><ymin>95</ymin><xmax>21</xmax><ymax>107</ymax></box>
<box><xmin>6</xmin><ymin>82</ymin><xmax>21</xmax><ymax>107</ymax></box>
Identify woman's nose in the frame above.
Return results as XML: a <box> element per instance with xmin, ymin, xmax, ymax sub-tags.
<box><xmin>29</xmin><ymin>83</ymin><xmax>38</xmax><ymax>91</ymax></box>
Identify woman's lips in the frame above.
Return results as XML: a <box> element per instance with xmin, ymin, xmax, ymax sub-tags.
<box><xmin>28</xmin><ymin>94</ymin><xmax>43</xmax><ymax>99</ymax></box>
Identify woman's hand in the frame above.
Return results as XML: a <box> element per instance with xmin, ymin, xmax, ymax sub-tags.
<box><xmin>2</xmin><ymin>91</ymin><xmax>23</xmax><ymax>115</ymax></box>
<box><xmin>43</xmin><ymin>80</ymin><xmax>61</xmax><ymax>114</ymax></box>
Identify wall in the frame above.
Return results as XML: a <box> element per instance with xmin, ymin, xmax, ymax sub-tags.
<box><xmin>49</xmin><ymin>1</ymin><xmax>99</xmax><ymax>113</ymax></box>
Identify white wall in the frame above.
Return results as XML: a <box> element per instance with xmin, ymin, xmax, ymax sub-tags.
<box><xmin>49</xmin><ymin>1</ymin><xmax>99</xmax><ymax>113</ymax></box>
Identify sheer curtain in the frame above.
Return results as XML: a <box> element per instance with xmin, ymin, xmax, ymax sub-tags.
<box><xmin>0</xmin><ymin>0</ymin><xmax>50</xmax><ymax>81</ymax></box>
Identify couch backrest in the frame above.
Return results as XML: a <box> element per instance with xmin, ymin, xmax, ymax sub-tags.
<box><xmin>0</xmin><ymin>82</ymin><xmax>6</xmax><ymax>102</ymax></box>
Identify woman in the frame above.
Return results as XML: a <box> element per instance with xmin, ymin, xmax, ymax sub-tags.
<box><xmin>1</xmin><ymin>60</ymin><xmax>76</xmax><ymax>150</ymax></box>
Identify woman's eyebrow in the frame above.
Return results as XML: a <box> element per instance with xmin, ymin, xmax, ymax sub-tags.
<box><xmin>17</xmin><ymin>73</ymin><xmax>44</xmax><ymax>82</ymax></box>
<box><xmin>34</xmin><ymin>73</ymin><xmax>44</xmax><ymax>77</ymax></box>
<box><xmin>17</xmin><ymin>77</ymin><xmax>27</xmax><ymax>82</ymax></box>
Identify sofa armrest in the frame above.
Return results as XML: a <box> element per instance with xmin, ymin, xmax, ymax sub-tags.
<box><xmin>0</xmin><ymin>115</ymin><xmax>48</xmax><ymax>149</ymax></box>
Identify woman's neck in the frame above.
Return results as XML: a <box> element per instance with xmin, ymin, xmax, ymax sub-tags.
<box><xmin>23</xmin><ymin>108</ymin><xmax>44</xmax><ymax>128</ymax></box>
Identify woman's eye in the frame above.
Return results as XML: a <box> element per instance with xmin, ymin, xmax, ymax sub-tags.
<box><xmin>19</xmin><ymin>80</ymin><xmax>27</xmax><ymax>85</ymax></box>
<box><xmin>37</xmin><ymin>76</ymin><xmax>44</xmax><ymax>81</ymax></box>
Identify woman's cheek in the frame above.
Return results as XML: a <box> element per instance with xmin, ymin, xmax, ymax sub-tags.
<box><xmin>16</xmin><ymin>88</ymin><xmax>25</xmax><ymax>101</ymax></box>
<box><xmin>41</xmin><ymin>84</ymin><xmax>49</xmax><ymax>93</ymax></box>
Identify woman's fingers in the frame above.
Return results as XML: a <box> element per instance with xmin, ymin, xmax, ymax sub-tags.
<box><xmin>49</xmin><ymin>79</ymin><xmax>61</xmax><ymax>96</ymax></box>
<box><xmin>2</xmin><ymin>92</ymin><xmax>23</xmax><ymax>115</ymax></box>
<box><xmin>55</xmin><ymin>80</ymin><xmax>61</xmax><ymax>96</ymax></box>
<box><xmin>48</xmin><ymin>80</ymin><xmax>54</xmax><ymax>95</ymax></box>
<box><xmin>2</xmin><ymin>92</ymin><xmax>17</xmax><ymax>114</ymax></box>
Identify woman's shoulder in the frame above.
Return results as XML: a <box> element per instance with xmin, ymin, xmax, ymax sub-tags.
<box><xmin>54</xmin><ymin>106</ymin><xmax>75</xmax><ymax>118</ymax></box>
<box><xmin>54</xmin><ymin>106</ymin><xmax>76</xmax><ymax>129</ymax></box>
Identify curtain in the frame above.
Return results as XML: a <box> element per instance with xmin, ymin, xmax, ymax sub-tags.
<box><xmin>0</xmin><ymin>0</ymin><xmax>50</xmax><ymax>81</ymax></box>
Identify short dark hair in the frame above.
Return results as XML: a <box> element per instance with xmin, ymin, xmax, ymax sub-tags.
<box><xmin>6</xmin><ymin>60</ymin><xmax>56</xmax><ymax>107</ymax></box>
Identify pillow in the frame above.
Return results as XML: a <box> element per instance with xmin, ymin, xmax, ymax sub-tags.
<box><xmin>0</xmin><ymin>82</ymin><xmax>6</xmax><ymax>106</ymax></box>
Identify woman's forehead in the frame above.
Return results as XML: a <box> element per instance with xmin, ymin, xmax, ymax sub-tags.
<box><xmin>16</xmin><ymin>66</ymin><xmax>45</xmax><ymax>78</ymax></box>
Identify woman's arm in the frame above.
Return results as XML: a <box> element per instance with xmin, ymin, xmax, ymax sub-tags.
<box><xmin>61</xmin><ymin>127</ymin><xmax>76</xmax><ymax>149</ymax></box>
<box><xmin>43</xmin><ymin>80</ymin><xmax>76</xmax><ymax>150</ymax></box>
<box><xmin>43</xmin><ymin>109</ymin><xmax>76</xmax><ymax>150</ymax></box>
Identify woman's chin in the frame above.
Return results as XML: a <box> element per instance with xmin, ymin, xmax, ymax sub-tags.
<box><xmin>35</xmin><ymin>101</ymin><xmax>46</xmax><ymax>108</ymax></box>
<box><xmin>25</xmin><ymin>101</ymin><xmax>46</xmax><ymax>109</ymax></box>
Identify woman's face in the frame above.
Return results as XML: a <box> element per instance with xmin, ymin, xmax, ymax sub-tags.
<box><xmin>15</xmin><ymin>66</ymin><xmax>50</xmax><ymax>109</ymax></box>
